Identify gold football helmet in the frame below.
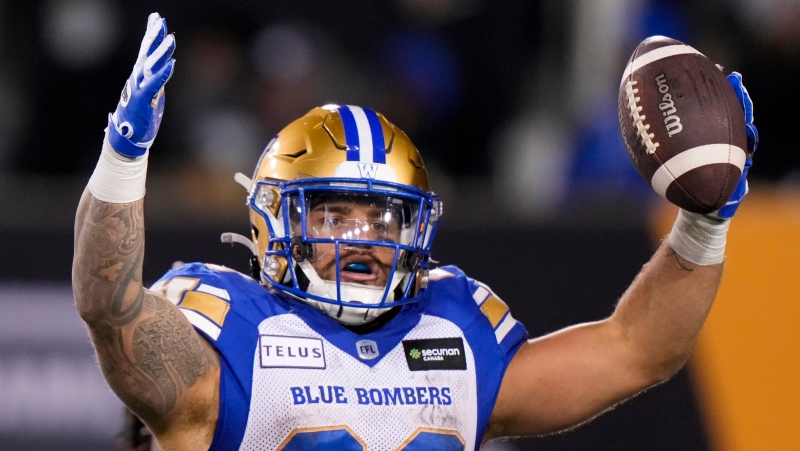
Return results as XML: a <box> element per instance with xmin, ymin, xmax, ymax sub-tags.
<box><xmin>246</xmin><ymin>105</ymin><xmax>442</xmax><ymax>324</ymax></box>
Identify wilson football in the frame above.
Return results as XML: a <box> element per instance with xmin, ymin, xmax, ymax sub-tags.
<box><xmin>618</xmin><ymin>35</ymin><xmax>747</xmax><ymax>214</ymax></box>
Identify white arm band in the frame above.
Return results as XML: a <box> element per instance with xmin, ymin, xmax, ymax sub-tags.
<box><xmin>667</xmin><ymin>209</ymin><xmax>730</xmax><ymax>265</ymax></box>
<box><xmin>88</xmin><ymin>135</ymin><xmax>148</xmax><ymax>203</ymax></box>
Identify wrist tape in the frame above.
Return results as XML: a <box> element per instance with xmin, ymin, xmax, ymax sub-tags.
<box><xmin>667</xmin><ymin>209</ymin><xmax>730</xmax><ymax>265</ymax></box>
<box><xmin>88</xmin><ymin>134</ymin><xmax>148</xmax><ymax>203</ymax></box>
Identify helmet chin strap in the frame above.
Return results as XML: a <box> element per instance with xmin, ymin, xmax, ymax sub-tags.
<box><xmin>296</xmin><ymin>260</ymin><xmax>406</xmax><ymax>325</ymax></box>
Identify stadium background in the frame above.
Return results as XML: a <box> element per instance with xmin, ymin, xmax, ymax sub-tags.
<box><xmin>0</xmin><ymin>0</ymin><xmax>798</xmax><ymax>450</ymax></box>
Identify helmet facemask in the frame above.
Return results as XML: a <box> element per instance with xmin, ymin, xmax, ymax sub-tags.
<box><xmin>250</xmin><ymin>178</ymin><xmax>440</xmax><ymax>325</ymax></box>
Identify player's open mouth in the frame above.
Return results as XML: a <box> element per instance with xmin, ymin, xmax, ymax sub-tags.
<box><xmin>340</xmin><ymin>260</ymin><xmax>378</xmax><ymax>282</ymax></box>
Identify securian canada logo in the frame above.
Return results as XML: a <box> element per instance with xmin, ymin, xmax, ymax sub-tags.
<box><xmin>402</xmin><ymin>338</ymin><xmax>467</xmax><ymax>371</ymax></box>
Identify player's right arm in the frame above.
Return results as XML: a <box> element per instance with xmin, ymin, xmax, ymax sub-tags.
<box><xmin>72</xmin><ymin>13</ymin><xmax>218</xmax><ymax>450</ymax></box>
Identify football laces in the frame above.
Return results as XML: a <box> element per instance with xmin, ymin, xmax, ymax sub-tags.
<box><xmin>625</xmin><ymin>80</ymin><xmax>660</xmax><ymax>155</ymax></box>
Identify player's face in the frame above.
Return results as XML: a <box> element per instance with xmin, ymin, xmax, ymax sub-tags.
<box><xmin>304</xmin><ymin>200</ymin><xmax>402</xmax><ymax>287</ymax></box>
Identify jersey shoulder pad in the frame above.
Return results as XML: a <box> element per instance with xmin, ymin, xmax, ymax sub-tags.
<box><xmin>148</xmin><ymin>262</ymin><xmax>266</xmax><ymax>341</ymax></box>
<box><xmin>425</xmin><ymin>264</ymin><xmax>526</xmax><ymax>349</ymax></box>
<box><xmin>149</xmin><ymin>262</ymin><xmax>257</xmax><ymax>302</ymax></box>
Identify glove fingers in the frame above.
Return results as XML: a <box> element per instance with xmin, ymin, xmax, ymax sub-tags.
<box><xmin>728</xmin><ymin>72</ymin><xmax>754</xmax><ymax>123</ymax></box>
<box><xmin>746</xmin><ymin>123</ymin><xmax>759</xmax><ymax>155</ymax></box>
<box><xmin>727</xmin><ymin>71</ymin><xmax>758</xmax><ymax>154</ymax></box>
<box><xmin>146</xmin><ymin>12</ymin><xmax>161</xmax><ymax>30</ymax></box>
<box><xmin>144</xmin><ymin>34</ymin><xmax>176</xmax><ymax>80</ymax></box>
<box><xmin>739</xmin><ymin>84</ymin><xmax>754</xmax><ymax>124</ymax></box>
<box><xmin>712</xmin><ymin>72</ymin><xmax>757</xmax><ymax>219</ymax></box>
<box><xmin>141</xmin><ymin>58</ymin><xmax>176</xmax><ymax>100</ymax></box>
<box><xmin>136</xmin><ymin>14</ymin><xmax>164</xmax><ymax>65</ymax></box>
<box><xmin>146</xmin><ymin>18</ymin><xmax>169</xmax><ymax>57</ymax></box>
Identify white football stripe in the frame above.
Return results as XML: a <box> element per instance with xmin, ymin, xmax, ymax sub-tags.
<box><xmin>348</xmin><ymin>105</ymin><xmax>374</xmax><ymax>163</ymax></box>
<box><xmin>651</xmin><ymin>144</ymin><xmax>747</xmax><ymax>198</ymax></box>
<box><xmin>621</xmin><ymin>44</ymin><xmax>703</xmax><ymax>85</ymax></box>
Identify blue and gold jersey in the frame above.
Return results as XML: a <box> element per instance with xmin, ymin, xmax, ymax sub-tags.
<box><xmin>150</xmin><ymin>263</ymin><xmax>527</xmax><ymax>451</ymax></box>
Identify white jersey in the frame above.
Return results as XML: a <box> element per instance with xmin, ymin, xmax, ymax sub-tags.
<box><xmin>151</xmin><ymin>263</ymin><xmax>527</xmax><ymax>450</ymax></box>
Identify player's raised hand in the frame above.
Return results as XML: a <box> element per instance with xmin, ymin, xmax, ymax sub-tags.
<box><xmin>107</xmin><ymin>12</ymin><xmax>176</xmax><ymax>158</ymax></box>
<box><xmin>711</xmin><ymin>71</ymin><xmax>758</xmax><ymax>220</ymax></box>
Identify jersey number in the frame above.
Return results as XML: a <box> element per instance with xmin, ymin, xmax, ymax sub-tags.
<box><xmin>277</xmin><ymin>426</ymin><xmax>465</xmax><ymax>450</ymax></box>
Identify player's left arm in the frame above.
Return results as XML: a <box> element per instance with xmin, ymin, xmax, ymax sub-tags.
<box><xmin>485</xmin><ymin>73</ymin><xmax>757</xmax><ymax>439</ymax></box>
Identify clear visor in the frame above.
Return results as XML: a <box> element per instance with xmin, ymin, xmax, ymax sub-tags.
<box><xmin>288</xmin><ymin>191</ymin><xmax>421</xmax><ymax>288</ymax></box>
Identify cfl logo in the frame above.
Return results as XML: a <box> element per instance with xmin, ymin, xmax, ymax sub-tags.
<box><xmin>356</xmin><ymin>339</ymin><xmax>379</xmax><ymax>360</ymax></box>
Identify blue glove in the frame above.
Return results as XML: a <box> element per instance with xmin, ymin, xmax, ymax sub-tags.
<box><xmin>713</xmin><ymin>71</ymin><xmax>759</xmax><ymax>219</ymax></box>
<box><xmin>107</xmin><ymin>13</ymin><xmax>176</xmax><ymax>158</ymax></box>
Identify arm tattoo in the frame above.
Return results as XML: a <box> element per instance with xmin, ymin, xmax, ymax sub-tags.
<box><xmin>96</xmin><ymin>292</ymin><xmax>216</xmax><ymax>420</ymax></box>
<box><xmin>74</xmin><ymin>190</ymin><xmax>145</xmax><ymax>325</ymax></box>
<box><xmin>73</xmin><ymin>189</ymin><xmax>216</xmax><ymax>422</ymax></box>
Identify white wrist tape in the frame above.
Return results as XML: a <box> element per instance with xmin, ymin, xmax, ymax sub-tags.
<box><xmin>667</xmin><ymin>209</ymin><xmax>730</xmax><ymax>265</ymax></box>
<box><xmin>88</xmin><ymin>136</ymin><xmax>148</xmax><ymax>203</ymax></box>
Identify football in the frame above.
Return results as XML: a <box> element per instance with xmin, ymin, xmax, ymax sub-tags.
<box><xmin>618</xmin><ymin>35</ymin><xmax>748</xmax><ymax>214</ymax></box>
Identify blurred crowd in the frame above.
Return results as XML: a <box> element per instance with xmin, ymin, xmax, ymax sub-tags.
<box><xmin>0</xmin><ymin>0</ymin><xmax>797</xmax><ymax>222</ymax></box>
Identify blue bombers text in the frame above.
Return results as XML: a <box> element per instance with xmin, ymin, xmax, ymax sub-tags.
<box><xmin>290</xmin><ymin>385</ymin><xmax>453</xmax><ymax>406</ymax></box>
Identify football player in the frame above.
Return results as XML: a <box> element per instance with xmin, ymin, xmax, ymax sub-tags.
<box><xmin>73</xmin><ymin>13</ymin><xmax>758</xmax><ymax>450</ymax></box>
